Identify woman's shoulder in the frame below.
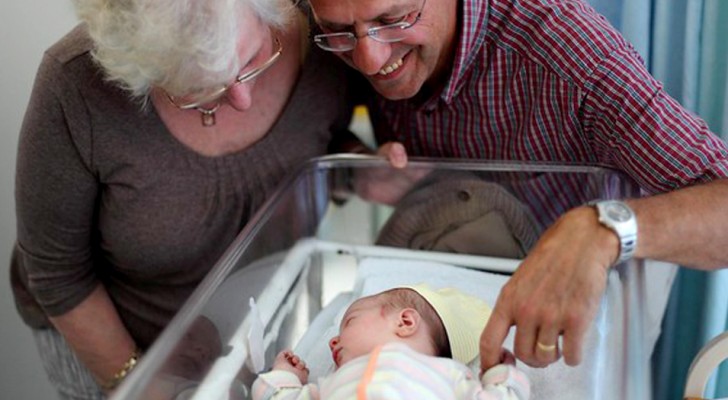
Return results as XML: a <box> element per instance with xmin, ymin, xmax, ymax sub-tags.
<box><xmin>35</xmin><ymin>23</ymin><xmax>102</xmax><ymax>93</ymax></box>
<box><xmin>45</xmin><ymin>23</ymin><xmax>95</xmax><ymax>66</ymax></box>
<box><xmin>34</xmin><ymin>23</ymin><xmax>116</xmax><ymax>107</ymax></box>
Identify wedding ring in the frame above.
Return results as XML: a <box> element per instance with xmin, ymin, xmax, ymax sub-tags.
<box><xmin>536</xmin><ymin>341</ymin><xmax>557</xmax><ymax>352</ymax></box>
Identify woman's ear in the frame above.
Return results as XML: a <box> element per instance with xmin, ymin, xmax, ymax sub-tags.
<box><xmin>395</xmin><ymin>308</ymin><xmax>421</xmax><ymax>337</ymax></box>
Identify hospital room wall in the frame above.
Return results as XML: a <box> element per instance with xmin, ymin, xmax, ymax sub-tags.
<box><xmin>0</xmin><ymin>2</ymin><xmax>77</xmax><ymax>398</ymax></box>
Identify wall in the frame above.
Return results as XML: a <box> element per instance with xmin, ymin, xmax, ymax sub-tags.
<box><xmin>0</xmin><ymin>2</ymin><xmax>77</xmax><ymax>398</ymax></box>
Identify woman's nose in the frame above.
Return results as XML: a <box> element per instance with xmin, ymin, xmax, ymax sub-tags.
<box><xmin>224</xmin><ymin>81</ymin><xmax>254</xmax><ymax>111</ymax></box>
<box><xmin>329</xmin><ymin>336</ymin><xmax>339</xmax><ymax>350</ymax></box>
<box><xmin>350</xmin><ymin>37</ymin><xmax>392</xmax><ymax>76</ymax></box>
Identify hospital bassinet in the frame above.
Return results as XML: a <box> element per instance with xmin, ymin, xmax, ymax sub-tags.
<box><xmin>110</xmin><ymin>156</ymin><xmax>672</xmax><ymax>400</ymax></box>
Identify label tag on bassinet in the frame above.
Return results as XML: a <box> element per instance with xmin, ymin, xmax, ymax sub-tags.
<box><xmin>248</xmin><ymin>297</ymin><xmax>265</xmax><ymax>373</ymax></box>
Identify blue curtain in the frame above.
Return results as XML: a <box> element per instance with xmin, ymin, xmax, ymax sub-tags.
<box><xmin>585</xmin><ymin>0</ymin><xmax>728</xmax><ymax>398</ymax></box>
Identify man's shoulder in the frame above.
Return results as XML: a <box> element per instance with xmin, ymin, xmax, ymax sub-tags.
<box><xmin>486</xmin><ymin>0</ymin><xmax>627</xmax><ymax>54</ymax></box>
<box><xmin>482</xmin><ymin>0</ymin><xmax>634</xmax><ymax>82</ymax></box>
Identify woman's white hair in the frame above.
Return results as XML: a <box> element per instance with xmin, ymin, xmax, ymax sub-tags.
<box><xmin>73</xmin><ymin>0</ymin><xmax>294</xmax><ymax>100</ymax></box>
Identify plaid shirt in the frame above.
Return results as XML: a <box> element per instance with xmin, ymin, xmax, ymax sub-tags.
<box><xmin>370</xmin><ymin>0</ymin><xmax>728</xmax><ymax>196</ymax></box>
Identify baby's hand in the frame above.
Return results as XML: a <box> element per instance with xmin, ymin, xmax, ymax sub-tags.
<box><xmin>481</xmin><ymin>348</ymin><xmax>517</xmax><ymax>376</ymax></box>
<box><xmin>499</xmin><ymin>348</ymin><xmax>516</xmax><ymax>366</ymax></box>
<box><xmin>273</xmin><ymin>350</ymin><xmax>309</xmax><ymax>383</ymax></box>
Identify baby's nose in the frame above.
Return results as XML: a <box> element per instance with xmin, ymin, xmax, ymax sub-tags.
<box><xmin>329</xmin><ymin>336</ymin><xmax>339</xmax><ymax>350</ymax></box>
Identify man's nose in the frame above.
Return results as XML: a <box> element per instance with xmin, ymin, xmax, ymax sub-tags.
<box><xmin>351</xmin><ymin>37</ymin><xmax>392</xmax><ymax>76</ymax></box>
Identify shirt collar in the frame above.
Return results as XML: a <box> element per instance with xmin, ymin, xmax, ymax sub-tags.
<box><xmin>438</xmin><ymin>0</ymin><xmax>490</xmax><ymax>106</ymax></box>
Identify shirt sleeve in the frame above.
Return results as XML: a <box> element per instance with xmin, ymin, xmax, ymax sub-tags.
<box><xmin>15</xmin><ymin>50</ymin><xmax>99</xmax><ymax>317</ymax></box>
<box><xmin>251</xmin><ymin>371</ymin><xmax>320</xmax><ymax>400</ymax></box>
<box><xmin>582</xmin><ymin>45</ymin><xmax>728</xmax><ymax>194</ymax></box>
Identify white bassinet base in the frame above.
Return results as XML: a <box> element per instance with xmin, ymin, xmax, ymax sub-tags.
<box><xmin>191</xmin><ymin>239</ymin><xmax>671</xmax><ymax>399</ymax></box>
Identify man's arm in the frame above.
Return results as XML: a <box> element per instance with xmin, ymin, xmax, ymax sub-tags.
<box><xmin>480</xmin><ymin>179</ymin><xmax>728</xmax><ymax>370</ymax></box>
<box><xmin>632</xmin><ymin>179</ymin><xmax>728</xmax><ymax>268</ymax></box>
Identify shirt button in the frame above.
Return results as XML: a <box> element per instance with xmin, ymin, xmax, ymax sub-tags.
<box><xmin>457</xmin><ymin>190</ymin><xmax>471</xmax><ymax>201</ymax></box>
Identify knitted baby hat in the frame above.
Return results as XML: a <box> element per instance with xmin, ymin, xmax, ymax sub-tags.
<box><xmin>376</xmin><ymin>172</ymin><xmax>539</xmax><ymax>259</ymax></box>
<box><xmin>404</xmin><ymin>284</ymin><xmax>492</xmax><ymax>364</ymax></box>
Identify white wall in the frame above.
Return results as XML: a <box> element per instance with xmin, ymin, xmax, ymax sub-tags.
<box><xmin>0</xmin><ymin>2</ymin><xmax>77</xmax><ymax>398</ymax></box>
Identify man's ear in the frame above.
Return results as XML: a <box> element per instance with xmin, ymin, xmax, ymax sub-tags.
<box><xmin>395</xmin><ymin>308</ymin><xmax>421</xmax><ymax>337</ymax></box>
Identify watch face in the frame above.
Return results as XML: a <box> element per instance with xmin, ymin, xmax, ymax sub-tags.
<box><xmin>605</xmin><ymin>203</ymin><xmax>633</xmax><ymax>222</ymax></box>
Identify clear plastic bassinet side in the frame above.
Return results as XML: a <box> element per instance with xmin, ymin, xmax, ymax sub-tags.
<box><xmin>110</xmin><ymin>156</ymin><xmax>656</xmax><ymax>400</ymax></box>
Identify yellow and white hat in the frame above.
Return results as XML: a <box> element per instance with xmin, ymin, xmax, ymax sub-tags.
<box><xmin>404</xmin><ymin>284</ymin><xmax>492</xmax><ymax>364</ymax></box>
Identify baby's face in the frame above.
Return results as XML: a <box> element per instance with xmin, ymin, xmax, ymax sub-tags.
<box><xmin>328</xmin><ymin>297</ymin><xmax>399</xmax><ymax>368</ymax></box>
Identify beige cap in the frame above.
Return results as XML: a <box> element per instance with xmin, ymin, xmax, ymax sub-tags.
<box><xmin>404</xmin><ymin>284</ymin><xmax>492</xmax><ymax>364</ymax></box>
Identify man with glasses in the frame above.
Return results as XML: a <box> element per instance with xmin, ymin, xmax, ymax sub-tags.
<box><xmin>307</xmin><ymin>0</ymin><xmax>728</xmax><ymax>377</ymax></box>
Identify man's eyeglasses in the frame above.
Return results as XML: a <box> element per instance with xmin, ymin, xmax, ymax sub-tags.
<box><xmin>314</xmin><ymin>0</ymin><xmax>426</xmax><ymax>53</ymax></box>
<box><xmin>166</xmin><ymin>35</ymin><xmax>283</xmax><ymax>110</ymax></box>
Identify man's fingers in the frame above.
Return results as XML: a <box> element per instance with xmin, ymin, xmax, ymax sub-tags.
<box><xmin>561</xmin><ymin>320</ymin><xmax>588</xmax><ymax>366</ymax></box>
<box><xmin>480</xmin><ymin>305</ymin><xmax>512</xmax><ymax>371</ymax></box>
<box><xmin>378</xmin><ymin>142</ymin><xmax>408</xmax><ymax>168</ymax></box>
<box><xmin>513</xmin><ymin>314</ymin><xmax>538</xmax><ymax>366</ymax></box>
<box><xmin>534</xmin><ymin>327</ymin><xmax>561</xmax><ymax>365</ymax></box>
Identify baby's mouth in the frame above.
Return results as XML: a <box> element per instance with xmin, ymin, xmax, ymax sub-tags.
<box><xmin>332</xmin><ymin>348</ymin><xmax>341</xmax><ymax>367</ymax></box>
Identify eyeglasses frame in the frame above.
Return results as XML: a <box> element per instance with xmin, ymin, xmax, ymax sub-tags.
<box><xmin>166</xmin><ymin>35</ymin><xmax>283</xmax><ymax>110</ymax></box>
<box><xmin>313</xmin><ymin>0</ymin><xmax>427</xmax><ymax>52</ymax></box>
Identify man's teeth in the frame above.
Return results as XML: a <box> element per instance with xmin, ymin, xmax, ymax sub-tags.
<box><xmin>378</xmin><ymin>58</ymin><xmax>404</xmax><ymax>75</ymax></box>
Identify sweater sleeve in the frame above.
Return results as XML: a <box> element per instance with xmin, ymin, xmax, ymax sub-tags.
<box><xmin>478</xmin><ymin>364</ymin><xmax>531</xmax><ymax>400</ymax></box>
<box><xmin>453</xmin><ymin>363</ymin><xmax>530</xmax><ymax>399</ymax></box>
<box><xmin>251</xmin><ymin>371</ymin><xmax>320</xmax><ymax>400</ymax></box>
<box><xmin>15</xmin><ymin>49</ymin><xmax>99</xmax><ymax>317</ymax></box>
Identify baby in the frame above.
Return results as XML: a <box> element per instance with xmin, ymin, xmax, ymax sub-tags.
<box><xmin>252</xmin><ymin>284</ymin><xmax>530</xmax><ymax>399</ymax></box>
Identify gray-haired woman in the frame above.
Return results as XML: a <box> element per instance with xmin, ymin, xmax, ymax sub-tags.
<box><xmin>10</xmin><ymin>0</ymin><xmax>359</xmax><ymax>398</ymax></box>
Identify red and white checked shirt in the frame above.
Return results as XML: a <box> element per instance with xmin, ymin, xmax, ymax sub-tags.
<box><xmin>370</xmin><ymin>0</ymin><xmax>728</xmax><ymax>196</ymax></box>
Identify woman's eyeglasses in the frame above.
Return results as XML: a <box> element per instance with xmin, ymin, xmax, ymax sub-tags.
<box><xmin>166</xmin><ymin>35</ymin><xmax>283</xmax><ymax>110</ymax></box>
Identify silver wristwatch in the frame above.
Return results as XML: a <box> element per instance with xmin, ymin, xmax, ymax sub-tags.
<box><xmin>592</xmin><ymin>200</ymin><xmax>637</xmax><ymax>265</ymax></box>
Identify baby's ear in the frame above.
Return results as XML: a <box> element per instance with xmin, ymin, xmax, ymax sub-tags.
<box><xmin>396</xmin><ymin>308</ymin><xmax>421</xmax><ymax>337</ymax></box>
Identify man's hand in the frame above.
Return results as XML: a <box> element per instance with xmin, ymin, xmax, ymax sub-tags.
<box><xmin>351</xmin><ymin>141</ymin><xmax>431</xmax><ymax>204</ymax></box>
<box><xmin>480</xmin><ymin>206</ymin><xmax>619</xmax><ymax>370</ymax></box>
<box><xmin>377</xmin><ymin>141</ymin><xmax>408</xmax><ymax>168</ymax></box>
<box><xmin>273</xmin><ymin>351</ymin><xmax>309</xmax><ymax>383</ymax></box>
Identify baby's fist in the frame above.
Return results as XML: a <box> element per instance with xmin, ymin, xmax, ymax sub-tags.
<box><xmin>273</xmin><ymin>350</ymin><xmax>309</xmax><ymax>383</ymax></box>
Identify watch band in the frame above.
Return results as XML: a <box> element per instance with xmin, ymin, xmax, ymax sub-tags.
<box><xmin>592</xmin><ymin>200</ymin><xmax>638</xmax><ymax>265</ymax></box>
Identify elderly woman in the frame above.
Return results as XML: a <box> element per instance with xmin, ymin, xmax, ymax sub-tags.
<box><xmin>10</xmin><ymin>0</ymin><xmax>358</xmax><ymax>398</ymax></box>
